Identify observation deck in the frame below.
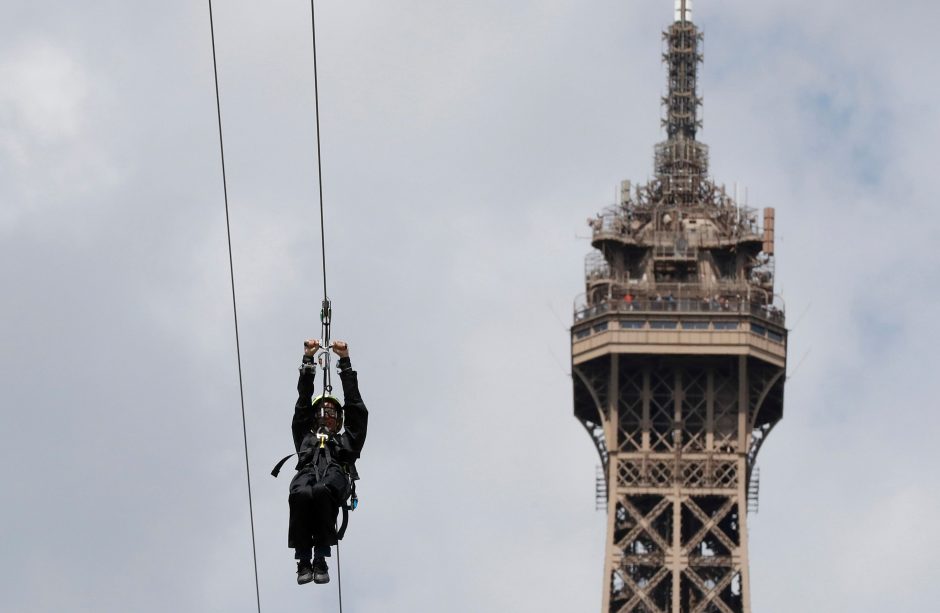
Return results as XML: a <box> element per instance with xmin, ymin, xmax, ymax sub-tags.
<box><xmin>571</xmin><ymin>297</ymin><xmax>786</xmax><ymax>369</ymax></box>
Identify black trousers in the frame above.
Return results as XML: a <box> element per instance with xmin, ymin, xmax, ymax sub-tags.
<box><xmin>288</xmin><ymin>463</ymin><xmax>348</xmax><ymax>549</ymax></box>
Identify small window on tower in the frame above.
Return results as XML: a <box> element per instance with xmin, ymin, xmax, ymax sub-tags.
<box><xmin>650</xmin><ymin>321</ymin><xmax>678</xmax><ymax>329</ymax></box>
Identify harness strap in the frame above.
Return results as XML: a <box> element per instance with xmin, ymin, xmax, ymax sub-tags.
<box><xmin>312</xmin><ymin>446</ymin><xmax>321</xmax><ymax>480</ymax></box>
<box><xmin>337</xmin><ymin>505</ymin><xmax>350</xmax><ymax>540</ymax></box>
<box><xmin>337</xmin><ymin>480</ymin><xmax>357</xmax><ymax>540</ymax></box>
<box><xmin>269</xmin><ymin>435</ymin><xmax>334</xmax><ymax>479</ymax></box>
<box><xmin>311</xmin><ymin>439</ymin><xmax>333</xmax><ymax>481</ymax></box>
<box><xmin>271</xmin><ymin>453</ymin><xmax>296</xmax><ymax>478</ymax></box>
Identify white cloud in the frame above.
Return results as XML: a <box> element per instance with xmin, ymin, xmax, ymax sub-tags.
<box><xmin>0</xmin><ymin>40</ymin><xmax>117</xmax><ymax>233</ymax></box>
<box><xmin>0</xmin><ymin>41</ymin><xmax>88</xmax><ymax>142</ymax></box>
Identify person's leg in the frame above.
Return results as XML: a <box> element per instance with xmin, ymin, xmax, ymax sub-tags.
<box><xmin>309</xmin><ymin>465</ymin><xmax>347</xmax><ymax>547</ymax></box>
<box><xmin>288</xmin><ymin>472</ymin><xmax>317</xmax><ymax>552</ymax></box>
<box><xmin>310</xmin><ymin>496</ymin><xmax>333</xmax><ymax>586</ymax></box>
<box><xmin>308</xmin><ymin>465</ymin><xmax>348</xmax><ymax>584</ymax></box>
<box><xmin>309</xmin><ymin>482</ymin><xmax>339</xmax><ymax>579</ymax></box>
<box><xmin>289</xmin><ymin>472</ymin><xmax>317</xmax><ymax>585</ymax></box>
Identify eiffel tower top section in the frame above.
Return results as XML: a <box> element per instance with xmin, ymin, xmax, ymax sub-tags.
<box><xmin>577</xmin><ymin>0</ymin><xmax>784</xmax><ymax>355</ymax></box>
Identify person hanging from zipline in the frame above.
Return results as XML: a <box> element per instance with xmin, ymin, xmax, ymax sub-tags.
<box><xmin>286</xmin><ymin>338</ymin><xmax>367</xmax><ymax>585</ymax></box>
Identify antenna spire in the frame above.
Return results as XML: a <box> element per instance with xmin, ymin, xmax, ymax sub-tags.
<box><xmin>674</xmin><ymin>0</ymin><xmax>693</xmax><ymax>23</ymax></box>
<box><xmin>662</xmin><ymin>8</ymin><xmax>702</xmax><ymax>141</ymax></box>
<box><xmin>656</xmin><ymin>0</ymin><xmax>707</xmax><ymax>191</ymax></box>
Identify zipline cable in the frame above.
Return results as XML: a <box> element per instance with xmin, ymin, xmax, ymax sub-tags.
<box><xmin>309</xmin><ymin>3</ymin><xmax>346</xmax><ymax>611</ymax></box>
<box><xmin>310</xmin><ymin>0</ymin><xmax>329</xmax><ymax>304</ymax></box>
<box><xmin>310</xmin><ymin>0</ymin><xmax>334</xmax><ymax>398</ymax></box>
<box><xmin>336</xmin><ymin>540</ymin><xmax>344</xmax><ymax>612</ymax></box>
<box><xmin>208</xmin><ymin>2</ymin><xmax>262</xmax><ymax>612</ymax></box>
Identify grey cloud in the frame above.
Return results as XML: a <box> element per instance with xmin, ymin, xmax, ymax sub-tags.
<box><xmin>2</xmin><ymin>1</ymin><xmax>939</xmax><ymax>612</ymax></box>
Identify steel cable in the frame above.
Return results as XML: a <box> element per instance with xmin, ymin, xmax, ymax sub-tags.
<box><xmin>310</xmin><ymin>3</ymin><xmax>344</xmax><ymax>609</ymax></box>
<box><xmin>310</xmin><ymin>0</ymin><xmax>334</xmax><ymax>397</ymax></box>
<box><xmin>310</xmin><ymin>0</ymin><xmax>343</xmax><ymax>613</ymax></box>
<box><xmin>208</xmin><ymin>2</ymin><xmax>262</xmax><ymax>612</ymax></box>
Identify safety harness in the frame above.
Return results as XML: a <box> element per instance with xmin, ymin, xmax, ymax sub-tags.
<box><xmin>271</xmin><ymin>433</ymin><xmax>359</xmax><ymax>540</ymax></box>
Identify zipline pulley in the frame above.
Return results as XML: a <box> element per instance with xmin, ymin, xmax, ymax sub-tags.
<box><xmin>319</xmin><ymin>297</ymin><xmax>333</xmax><ymax>393</ymax></box>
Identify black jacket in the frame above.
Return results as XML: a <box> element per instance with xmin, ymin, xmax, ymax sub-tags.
<box><xmin>292</xmin><ymin>355</ymin><xmax>368</xmax><ymax>476</ymax></box>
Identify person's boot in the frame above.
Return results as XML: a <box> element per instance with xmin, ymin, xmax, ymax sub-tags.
<box><xmin>312</xmin><ymin>556</ymin><xmax>330</xmax><ymax>584</ymax></box>
<box><xmin>297</xmin><ymin>559</ymin><xmax>314</xmax><ymax>585</ymax></box>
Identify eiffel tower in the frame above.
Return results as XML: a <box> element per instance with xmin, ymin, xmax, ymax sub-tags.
<box><xmin>572</xmin><ymin>2</ymin><xmax>787</xmax><ymax>611</ymax></box>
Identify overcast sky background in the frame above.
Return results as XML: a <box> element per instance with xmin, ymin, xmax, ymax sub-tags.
<box><xmin>2</xmin><ymin>0</ymin><xmax>939</xmax><ymax>611</ymax></box>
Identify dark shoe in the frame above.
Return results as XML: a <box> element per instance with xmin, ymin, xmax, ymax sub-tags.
<box><xmin>313</xmin><ymin>557</ymin><xmax>330</xmax><ymax>584</ymax></box>
<box><xmin>297</xmin><ymin>559</ymin><xmax>314</xmax><ymax>585</ymax></box>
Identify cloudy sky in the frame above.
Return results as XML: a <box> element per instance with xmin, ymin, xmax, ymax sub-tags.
<box><xmin>2</xmin><ymin>0</ymin><xmax>939</xmax><ymax>611</ymax></box>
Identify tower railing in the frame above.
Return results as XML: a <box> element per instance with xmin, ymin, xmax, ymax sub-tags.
<box><xmin>574</xmin><ymin>296</ymin><xmax>785</xmax><ymax>326</ymax></box>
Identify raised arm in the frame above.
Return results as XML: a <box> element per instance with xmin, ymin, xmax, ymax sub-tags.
<box><xmin>333</xmin><ymin>341</ymin><xmax>368</xmax><ymax>457</ymax></box>
<box><xmin>291</xmin><ymin>338</ymin><xmax>320</xmax><ymax>451</ymax></box>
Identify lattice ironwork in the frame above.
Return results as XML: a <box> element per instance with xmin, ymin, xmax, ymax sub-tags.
<box><xmin>649</xmin><ymin>460</ymin><xmax>675</xmax><ymax>487</ymax></box>
<box><xmin>613</xmin><ymin>566</ymin><xmax>671</xmax><ymax>613</ymax></box>
<box><xmin>747</xmin><ymin>361</ymin><xmax>784</xmax><ymax>430</ymax></box>
<box><xmin>619</xmin><ymin>369</ymin><xmax>645</xmax><ymax>451</ymax></box>
<box><xmin>682</xmin><ymin>367</ymin><xmax>708</xmax><ymax>451</ymax></box>
<box><xmin>712</xmin><ymin>366</ymin><xmax>738</xmax><ymax>452</ymax></box>
<box><xmin>746</xmin><ymin>365</ymin><xmax>784</xmax><ymax>495</ymax></box>
<box><xmin>650</xmin><ymin>369</ymin><xmax>676</xmax><ymax>452</ymax></box>
<box><xmin>679</xmin><ymin>495</ymin><xmax>744</xmax><ymax>611</ymax></box>
<box><xmin>618</xmin><ymin>459</ymin><xmax>644</xmax><ymax>487</ymax></box>
<box><xmin>682</xmin><ymin>496</ymin><xmax>739</xmax><ymax>556</ymax></box>
<box><xmin>575</xmin><ymin>363</ymin><xmax>614</xmax><ymax>485</ymax></box>
<box><xmin>712</xmin><ymin>461</ymin><xmax>738</xmax><ymax>488</ymax></box>
<box><xmin>610</xmin><ymin>494</ymin><xmax>673</xmax><ymax>613</ymax></box>
<box><xmin>576</xmin><ymin>363</ymin><xmax>611</xmax><ymax>421</ymax></box>
<box><xmin>607</xmin><ymin>491</ymin><xmax>747</xmax><ymax>613</ymax></box>
<box><xmin>681</xmin><ymin>460</ymin><xmax>707</xmax><ymax>487</ymax></box>
<box><xmin>682</xmin><ymin>567</ymin><xmax>742</xmax><ymax>613</ymax></box>
<box><xmin>614</xmin><ymin>495</ymin><xmax>672</xmax><ymax>555</ymax></box>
